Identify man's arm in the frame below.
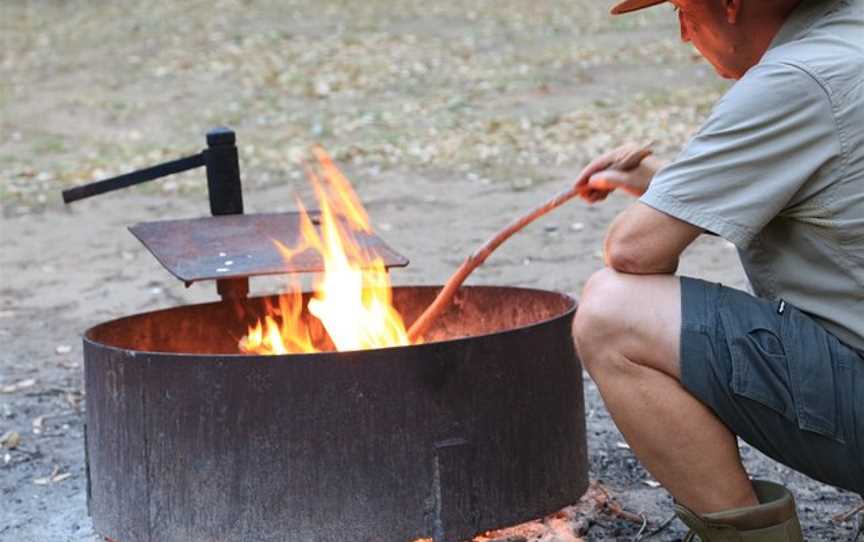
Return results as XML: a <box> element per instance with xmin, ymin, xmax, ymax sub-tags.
<box><xmin>604</xmin><ymin>202</ymin><xmax>703</xmax><ymax>275</ymax></box>
<box><xmin>572</xmin><ymin>144</ymin><xmax>702</xmax><ymax>274</ymax></box>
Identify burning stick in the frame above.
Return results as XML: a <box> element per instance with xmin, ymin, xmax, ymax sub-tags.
<box><xmin>407</xmin><ymin>144</ymin><xmax>653</xmax><ymax>343</ymax></box>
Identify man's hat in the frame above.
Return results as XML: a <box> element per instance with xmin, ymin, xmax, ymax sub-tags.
<box><xmin>610</xmin><ymin>0</ymin><xmax>667</xmax><ymax>14</ymax></box>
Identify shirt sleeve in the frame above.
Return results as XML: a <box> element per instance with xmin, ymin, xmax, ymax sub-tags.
<box><xmin>640</xmin><ymin>61</ymin><xmax>840</xmax><ymax>248</ymax></box>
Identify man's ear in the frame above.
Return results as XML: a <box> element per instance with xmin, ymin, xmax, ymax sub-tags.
<box><xmin>725</xmin><ymin>0</ymin><xmax>743</xmax><ymax>23</ymax></box>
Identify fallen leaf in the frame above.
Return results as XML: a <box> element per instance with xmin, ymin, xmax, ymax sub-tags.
<box><xmin>0</xmin><ymin>430</ymin><xmax>21</xmax><ymax>449</ymax></box>
<box><xmin>65</xmin><ymin>391</ymin><xmax>84</xmax><ymax>410</ymax></box>
<box><xmin>33</xmin><ymin>466</ymin><xmax>71</xmax><ymax>485</ymax></box>
<box><xmin>32</xmin><ymin>415</ymin><xmax>45</xmax><ymax>434</ymax></box>
<box><xmin>0</xmin><ymin>378</ymin><xmax>37</xmax><ymax>393</ymax></box>
<box><xmin>34</xmin><ymin>466</ymin><xmax>60</xmax><ymax>485</ymax></box>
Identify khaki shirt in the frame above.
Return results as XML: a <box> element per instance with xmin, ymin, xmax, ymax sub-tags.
<box><xmin>641</xmin><ymin>0</ymin><xmax>864</xmax><ymax>352</ymax></box>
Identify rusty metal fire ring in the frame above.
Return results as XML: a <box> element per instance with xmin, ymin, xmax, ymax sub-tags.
<box><xmin>84</xmin><ymin>285</ymin><xmax>588</xmax><ymax>542</ymax></box>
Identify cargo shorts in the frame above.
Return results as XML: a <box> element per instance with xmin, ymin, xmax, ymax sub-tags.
<box><xmin>679</xmin><ymin>277</ymin><xmax>864</xmax><ymax>495</ymax></box>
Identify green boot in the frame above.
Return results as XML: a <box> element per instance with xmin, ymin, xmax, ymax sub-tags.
<box><xmin>675</xmin><ymin>480</ymin><xmax>804</xmax><ymax>542</ymax></box>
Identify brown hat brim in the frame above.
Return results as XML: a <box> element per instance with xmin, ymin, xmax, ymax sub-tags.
<box><xmin>610</xmin><ymin>0</ymin><xmax>667</xmax><ymax>15</ymax></box>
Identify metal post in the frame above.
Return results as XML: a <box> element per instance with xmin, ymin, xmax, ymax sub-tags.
<box><xmin>206</xmin><ymin>127</ymin><xmax>249</xmax><ymax>300</ymax></box>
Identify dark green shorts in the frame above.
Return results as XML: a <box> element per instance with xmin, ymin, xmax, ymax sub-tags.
<box><xmin>679</xmin><ymin>277</ymin><xmax>864</xmax><ymax>495</ymax></box>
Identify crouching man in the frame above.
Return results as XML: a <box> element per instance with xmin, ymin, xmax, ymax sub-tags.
<box><xmin>571</xmin><ymin>0</ymin><xmax>863</xmax><ymax>540</ymax></box>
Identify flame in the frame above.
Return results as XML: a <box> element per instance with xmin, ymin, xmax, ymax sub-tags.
<box><xmin>239</xmin><ymin>147</ymin><xmax>411</xmax><ymax>355</ymax></box>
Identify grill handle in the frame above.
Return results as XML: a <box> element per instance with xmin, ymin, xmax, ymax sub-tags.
<box><xmin>61</xmin><ymin>127</ymin><xmax>245</xmax><ymax>210</ymax></box>
<box><xmin>61</xmin><ymin>152</ymin><xmax>206</xmax><ymax>204</ymax></box>
<box><xmin>61</xmin><ymin>127</ymin><xmax>249</xmax><ymax>300</ymax></box>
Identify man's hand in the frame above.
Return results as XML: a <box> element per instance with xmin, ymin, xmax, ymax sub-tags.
<box><xmin>588</xmin><ymin>155</ymin><xmax>665</xmax><ymax>197</ymax></box>
<box><xmin>574</xmin><ymin>143</ymin><xmax>665</xmax><ymax>203</ymax></box>
<box><xmin>573</xmin><ymin>142</ymin><xmax>700</xmax><ymax>275</ymax></box>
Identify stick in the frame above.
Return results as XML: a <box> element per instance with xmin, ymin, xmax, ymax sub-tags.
<box><xmin>833</xmin><ymin>502</ymin><xmax>864</xmax><ymax>523</ymax></box>
<box><xmin>408</xmin><ymin>143</ymin><xmax>653</xmax><ymax>342</ymax></box>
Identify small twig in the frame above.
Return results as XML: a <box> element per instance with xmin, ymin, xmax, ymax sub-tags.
<box><xmin>631</xmin><ymin>513</ymin><xmax>648</xmax><ymax>541</ymax></box>
<box><xmin>43</xmin><ymin>409</ymin><xmax>79</xmax><ymax>420</ymax></box>
<box><xmin>834</xmin><ymin>502</ymin><xmax>864</xmax><ymax>523</ymax></box>
<box><xmin>408</xmin><ymin>143</ymin><xmax>653</xmax><ymax>342</ymax></box>
<box><xmin>15</xmin><ymin>446</ymin><xmax>42</xmax><ymax>458</ymax></box>
<box><xmin>24</xmin><ymin>386</ymin><xmax>79</xmax><ymax>398</ymax></box>
<box><xmin>638</xmin><ymin>513</ymin><xmax>677</xmax><ymax>540</ymax></box>
<box><xmin>0</xmin><ymin>445</ymin><xmax>42</xmax><ymax>469</ymax></box>
<box><xmin>593</xmin><ymin>481</ymin><xmax>648</xmax><ymax>524</ymax></box>
<box><xmin>606</xmin><ymin>499</ymin><xmax>647</xmax><ymax>524</ymax></box>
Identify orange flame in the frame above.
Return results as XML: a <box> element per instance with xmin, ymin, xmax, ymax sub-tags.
<box><xmin>239</xmin><ymin>147</ymin><xmax>411</xmax><ymax>355</ymax></box>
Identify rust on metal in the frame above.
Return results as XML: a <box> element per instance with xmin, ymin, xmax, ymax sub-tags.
<box><xmin>83</xmin><ymin>286</ymin><xmax>588</xmax><ymax>542</ymax></box>
<box><xmin>128</xmin><ymin>211</ymin><xmax>409</xmax><ymax>283</ymax></box>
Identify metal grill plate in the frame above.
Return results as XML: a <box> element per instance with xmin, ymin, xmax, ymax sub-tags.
<box><xmin>129</xmin><ymin>212</ymin><xmax>409</xmax><ymax>283</ymax></box>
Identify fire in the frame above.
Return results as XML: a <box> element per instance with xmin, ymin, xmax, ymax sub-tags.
<box><xmin>239</xmin><ymin>147</ymin><xmax>411</xmax><ymax>355</ymax></box>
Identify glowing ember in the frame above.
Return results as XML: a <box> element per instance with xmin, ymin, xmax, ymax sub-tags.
<box><xmin>239</xmin><ymin>147</ymin><xmax>411</xmax><ymax>355</ymax></box>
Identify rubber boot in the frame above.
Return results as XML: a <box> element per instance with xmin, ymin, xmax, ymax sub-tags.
<box><xmin>675</xmin><ymin>480</ymin><xmax>804</xmax><ymax>542</ymax></box>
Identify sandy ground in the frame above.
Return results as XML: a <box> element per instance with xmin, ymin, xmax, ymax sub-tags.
<box><xmin>2</xmin><ymin>1</ymin><xmax>862</xmax><ymax>541</ymax></box>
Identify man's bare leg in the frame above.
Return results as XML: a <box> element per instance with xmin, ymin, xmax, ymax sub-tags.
<box><xmin>572</xmin><ymin>268</ymin><xmax>758</xmax><ymax>514</ymax></box>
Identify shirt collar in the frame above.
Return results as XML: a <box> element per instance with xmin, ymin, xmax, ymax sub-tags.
<box><xmin>768</xmin><ymin>0</ymin><xmax>845</xmax><ymax>50</ymax></box>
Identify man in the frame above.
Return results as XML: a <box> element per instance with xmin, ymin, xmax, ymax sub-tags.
<box><xmin>571</xmin><ymin>0</ymin><xmax>863</xmax><ymax>540</ymax></box>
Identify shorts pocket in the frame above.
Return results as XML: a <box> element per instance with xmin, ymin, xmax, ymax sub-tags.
<box><xmin>720</xmin><ymin>301</ymin><xmax>844</xmax><ymax>443</ymax></box>
<box><xmin>724</xmin><ymin>317</ymin><xmax>795</xmax><ymax>420</ymax></box>
<box><xmin>783</xmin><ymin>308</ymin><xmax>845</xmax><ymax>443</ymax></box>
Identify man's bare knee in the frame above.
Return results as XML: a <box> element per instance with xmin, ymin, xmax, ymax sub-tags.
<box><xmin>574</xmin><ymin>268</ymin><xmax>681</xmax><ymax>379</ymax></box>
<box><xmin>573</xmin><ymin>268</ymin><xmax>640</xmax><ymax>376</ymax></box>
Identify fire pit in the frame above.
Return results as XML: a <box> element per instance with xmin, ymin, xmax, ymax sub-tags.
<box><xmin>65</xmin><ymin>129</ymin><xmax>588</xmax><ymax>542</ymax></box>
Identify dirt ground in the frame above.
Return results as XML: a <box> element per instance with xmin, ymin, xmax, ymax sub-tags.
<box><xmin>1</xmin><ymin>1</ymin><xmax>862</xmax><ymax>541</ymax></box>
